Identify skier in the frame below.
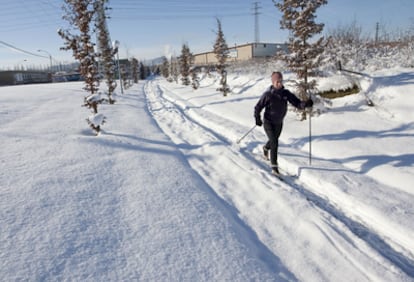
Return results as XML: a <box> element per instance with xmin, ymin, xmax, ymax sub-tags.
<box><xmin>254</xmin><ymin>71</ymin><xmax>313</xmax><ymax>176</ymax></box>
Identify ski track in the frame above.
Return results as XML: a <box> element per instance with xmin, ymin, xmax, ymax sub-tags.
<box><xmin>144</xmin><ymin>79</ymin><xmax>414</xmax><ymax>280</ymax></box>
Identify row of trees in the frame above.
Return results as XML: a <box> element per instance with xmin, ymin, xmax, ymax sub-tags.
<box><xmin>59</xmin><ymin>0</ymin><xmax>413</xmax><ymax>133</ymax></box>
<box><xmin>58</xmin><ymin>0</ymin><xmax>113</xmax><ymax>135</ymax></box>
<box><xmin>159</xmin><ymin>18</ymin><xmax>230</xmax><ymax>96</ymax></box>
<box><xmin>159</xmin><ymin>0</ymin><xmax>329</xmax><ymax>101</ymax></box>
<box><xmin>160</xmin><ymin>0</ymin><xmax>413</xmax><ymax>104</ymax></box>
<box><xmin>58</xmin><ymin>0</ymin><xmax>147</xmax><ymax>135</ymax></box>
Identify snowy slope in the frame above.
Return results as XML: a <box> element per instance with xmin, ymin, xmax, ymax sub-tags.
<box><xmin>1</xmin><ymin>67</ymin><xmax>413</xmax><ymax>281</ymax></box>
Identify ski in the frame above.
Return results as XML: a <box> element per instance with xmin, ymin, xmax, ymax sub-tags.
<box><xmin>261</xmin><ymin>150</ymin><xmax>297</xmax><ymax>179</ymax></box>
<box><xmin>272</xmin><ymin>171</ymin><xmax>284</xmax><ymax>181</ymax></box>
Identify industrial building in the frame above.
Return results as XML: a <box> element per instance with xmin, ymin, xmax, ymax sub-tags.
<box><xmin>0</xmin><ymin>71</ymin><xmax>51</xmax><ymax>86</ymax></box>
<box><xmin>193</xmin><ymin>42</ymin><xmax>288</xmax><ymax>65</ymax></box>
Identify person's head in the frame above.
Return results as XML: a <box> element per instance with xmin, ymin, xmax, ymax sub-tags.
<box><xmin>271</xmin><ymin>71</ymin><xmax>283</xmax><ymax>89</ymax></box>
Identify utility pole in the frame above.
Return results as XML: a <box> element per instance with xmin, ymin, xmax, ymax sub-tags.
<box><xmin>252</xmin><ymin>2</ymin><xmax>261</xmax><ymax>43</ymax></box>
<box><xmin>37</xmin><ymin>49</ymin><xmax>53</xmax><ymax>72</ymax></box>
<box><xmin>375</xmin><ymin>22</ymin><xmax>379</xmax><ymax>45</ymax></box>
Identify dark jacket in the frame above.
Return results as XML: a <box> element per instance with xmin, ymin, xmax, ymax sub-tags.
<box><xmin>254</xmin><ymin>85</ymin><xmax>306</xmax><ymax>124</ymax></box>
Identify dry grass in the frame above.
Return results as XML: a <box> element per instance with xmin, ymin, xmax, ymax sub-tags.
<box><xmin>319</xmin><ymin>84</ymin><xmax>360</xmax><ymax>99</ymax></box>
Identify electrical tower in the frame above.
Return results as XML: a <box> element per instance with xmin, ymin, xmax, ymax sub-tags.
<box><xmin>252</xmin><ymin>2</ymin><xmax>261</xmax><ymax>43</ymax></box>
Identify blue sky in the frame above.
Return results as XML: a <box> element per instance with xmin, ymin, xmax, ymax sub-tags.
<box><xmin>0</xmin><ymin>0</ymin><xmax>413</xmax><ymax>70</ymax></box>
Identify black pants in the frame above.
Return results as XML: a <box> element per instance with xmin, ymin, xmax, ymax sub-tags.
<box><xmin>264</xmin><ymin>121</ymin><xmax>283</xmax><ymax>167</ymax></box>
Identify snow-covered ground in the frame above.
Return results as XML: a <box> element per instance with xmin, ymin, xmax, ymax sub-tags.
<box><xmin>1</xmin><ymin>67</ymin><xmax>413</xmax><ymax>281</ymax></box>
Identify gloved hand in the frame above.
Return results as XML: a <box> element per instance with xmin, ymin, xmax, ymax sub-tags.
<box><xmin>305</xmin><ymin>99</ymin><xmax>314</xmax><ymax>108</ymax></box>
<box><xmin>255</xmin><ymin>117</ymin><xmax>263</xmax><ymax>127</ymax></box>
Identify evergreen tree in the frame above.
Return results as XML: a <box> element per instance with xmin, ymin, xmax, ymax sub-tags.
<box><xmin>95</xmin><ymin>0</ymin><xmax>117</xmax><ymax>104</ymax></box>
<box><xmin>213</xmin><ymin>18</ymin><xmax>230</xmax><ymax>96</ymax></box>
<box><xmin>274</xmin><ymin>0</ymin><xmax>327</xmax><ymax>102</ymax></box>
<box><xmin>190</xmin><ymin>67</ymin><xmax>199</xmax><ymax>90</ymax></box>
<box><xmin>161</xmin><ymin>56</ymin><xmax>170</xmax><ymax>78</ymax></box>
<box><xmin>59</xmin><ymin>0</ymin><xmax>105</xmax><ymax>135</ymax></box>
<box><xmin>138</xmin><ymin>62</ymin><xmax>151</xmax><ymax>80</ymax></box>
<box><xmin>139</xmin><ymin>62</ymin><xmax>146</xmax><ymax>80</ymax></box>
<box><xmin>131</xmin><ymin>57</ymin><xmax>139</xmax><ymax>83</ymax></box>
<box><xmin>121</xmin><ymin>66</ymin><xmax>128</xmax><ymax>89</ymax></box>
<box><xmin>169</xmin><ymin>56</ymin><xmax>179</xmax><ymax>83</ymax></box>
<box><xmin>179</xmin><ymin>43</ymin><xmax>192</xmax><ymax>86</ymax></box>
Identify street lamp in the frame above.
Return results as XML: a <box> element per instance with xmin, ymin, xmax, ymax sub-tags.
<box><xmin>37</xmin><ymin>49</ymin><xmax>53</xmax><ymax>73</ymax></box>
<box><xmin>113</xmin><ymin>40</ymin><xmax>124</xmax><ymax>94</ymax></box>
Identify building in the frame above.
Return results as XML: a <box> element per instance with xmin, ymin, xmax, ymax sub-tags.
<box><xmin>0</xmin><ymin>71</ymin><xmax>51</xmax><ymax>86</ymax></box>
<box><xmin>193</xmin><ymin>42</ymin><xmax>288</xmax><ymax>65</ymax></box>
<box><xmin>52</xmin><ymin>72</ymin><xmax>82</xmax><ymax>82</ymax></box>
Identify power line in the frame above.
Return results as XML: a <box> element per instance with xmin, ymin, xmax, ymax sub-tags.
<box><xmin>0</xmin><ymin>0</ymin><xmax>251</xmax><ymax>33</ymax></box>
<box><xmin>0</xmin><ymin>40</ymin><xmax>48</xmax><ymax>58</ymax></box>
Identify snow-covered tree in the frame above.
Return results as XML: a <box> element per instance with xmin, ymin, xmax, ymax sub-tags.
<box><xmin>179</xmin><ymin>43</ymin><xmax>192</xmax><ymax>86</ymax></box>
<box><xmin>274</xmin><ymin>0</ymin><xmax>327</xmax><ymax>102</ymax></box>
<box><xmin>213</xmin><ymin>18</ymin><xmax>230</xmax><ymax>96</ymax></box>
<box><xmin>190</xmin><ymin>67</ymin><xmax>199</xmax><ymax>90</ymax></box>
<box><xmin>402</xmin><ymin>29</ymin><xmax>414</xmax><ymax>67</ymax></box>
<box><xmin>121</xmin><ymin>61</ymin><xmax>129</xmax><ymax>89</ymax></box>
<box><xmin>170</xmin><ymin>56</ymin><xmax>179</xmax><ymax>83</ymax></box>
<box><xmin>95</xmin><ymin>0</ymin><xmax>117</xmax><ymax>104</ymax></box>
<box><xmin>323</xmin><ymin>20</ymin><xmax>368</xmax><ymax>71</ymax></box>
<box><xmin>59</xmin><ymin>0</ymin><xmax>104</xmax><ymax>135</ymax></box>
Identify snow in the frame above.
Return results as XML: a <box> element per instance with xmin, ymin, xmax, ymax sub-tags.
<box><xmin>87</xmin><ymin>112</ymin><xmax>105</xmax><ymax>127</ymax></box>
<box><xmin>1</xmin><ymin>67</ymin><xmax>414</xmax><ymax>281</ymax></box>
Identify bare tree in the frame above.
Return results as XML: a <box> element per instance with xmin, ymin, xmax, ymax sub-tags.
<box><xmin>59</xmin><ymin>0</ymin><xmax>105</xmax><ymax>135</ymax></box>
<box><xmin>402</xmin><ymin>19</ymin><xmax>414</xmax><ymax>67</ymax></box>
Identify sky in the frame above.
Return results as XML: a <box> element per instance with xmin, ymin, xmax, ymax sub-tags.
<box><xmin>0</xmin><ymin>0</ymin><xmax>413</xmax><ymax>70</ymax></box>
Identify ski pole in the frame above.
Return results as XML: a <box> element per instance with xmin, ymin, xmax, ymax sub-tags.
<box><xmin>309</xmin><ymin>107</ymin><xmax>312</xmax><ymax>165</ymax></box>
<box><xmin>236</xmin><ymin>125</ymin><xmax>256</xmax><ymax>144</ymax></box>
<box><xmin>307</xmin><ymin>90</ymin><xmax>312</xmax><ymax>166</ymax></box>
